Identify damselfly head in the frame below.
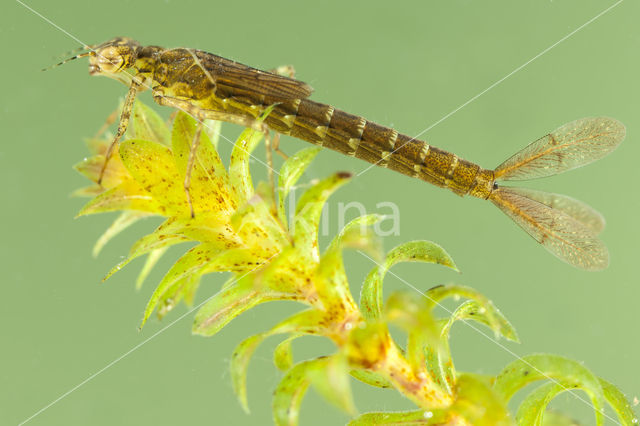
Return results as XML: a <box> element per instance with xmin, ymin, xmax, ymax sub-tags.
<box><xmin>88</xmin><ymin>37</ymin><xmax>141</xmax><ymax>76</ymax></box>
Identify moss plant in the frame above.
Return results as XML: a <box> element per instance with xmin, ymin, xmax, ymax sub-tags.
<box><xmin>73</xmin><ymin>102</ymin><xmax>637</xmax><ymax>425</ymax></box>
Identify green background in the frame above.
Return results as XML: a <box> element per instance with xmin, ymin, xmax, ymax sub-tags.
<box><xmin>2</xmin><ymin>0</ymin><xmax>638</xmax><ymax>424</ymax></box>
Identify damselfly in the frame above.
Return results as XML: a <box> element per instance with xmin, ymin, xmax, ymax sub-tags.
<box><xmin>54</xmin><ymin>37</ymin><xmax>625</xmax><ymax>270</ymax></box>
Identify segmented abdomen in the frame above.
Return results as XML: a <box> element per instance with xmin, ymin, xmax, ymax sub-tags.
<box><xmin>222</xmin><ymin>96</ymin><xmax>487</xmax><ymax>197</ymax></box>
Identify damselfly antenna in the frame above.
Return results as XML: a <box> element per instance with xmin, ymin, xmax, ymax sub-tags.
<box><xmin>42</xmin><ymin>51</ymin><xmax>94</xmax><ymax>72</ymax></box>
<box><xmin>59</xmin><ymin>45</ymin><xmax>86</xmax><ymax>59</ymax></box>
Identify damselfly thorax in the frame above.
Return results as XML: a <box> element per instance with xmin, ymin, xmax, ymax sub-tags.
<box><xmin>55</xmin><ymin>37</ymin><xmax>625</xmax><ymax>270</ymax></box>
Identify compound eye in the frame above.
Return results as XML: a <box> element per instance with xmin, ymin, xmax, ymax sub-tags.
<box><xmin>96</xmin><ymin>46</ymin><xmax>125</xmax><ymax>73</ymax></box>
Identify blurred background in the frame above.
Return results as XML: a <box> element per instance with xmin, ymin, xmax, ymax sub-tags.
<box><xmin>1</xmin><ymin>0</ymin><xmax>638</xmax><ymax>424</ymax></box>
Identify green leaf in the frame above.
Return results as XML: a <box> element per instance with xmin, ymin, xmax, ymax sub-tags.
<box><xmin>443</xmin><ymin>300</ymin><xmax>519</xmax><ymax>343</ymax></box>
<box><xmin>107</xmin><ymin>210</ymin><xmax>241</xmax><ymax>283</ymax></box>
<box><xmin>135</xmin><ymin>247</ymin><xmax>168</xmax><ymax>290</ymax></box>
<box><xmin>307</xmin><ymin>354</ymin><xmax>356</xmax><ymax>416</ymax></box>
<box><xmin>131</xmin><ymin>213</ymin><xmax>235</xmax><ymax>251</ymax></box>
<box><xmin>70</xmin><ymin>184</ymin><xmax>104</xmax><ymax>198</ymax></box>
<box><xmin>119</xmin><ymin>139</ymin><xmax>190</xmax><ymax>216</ymax></box>
<box><xmin>277</xmin><ymin>146</ymin><xmax>322</xmax><ymax>224</ymax></box>
<box><xmin>228</xmin><ymin>127</ymin><xmax>264</xmax><ymax>206</ymax></box>
<box><xmin>424</xmin><ymin>284</ymin><xmax>518</xmax><ymax>341</ymax></box>
<box><xmin>227</xmin><ymin>307</ymin><xmax>332</xmax><ymax>416</ymax></box>
<box><xmin>202</xmin><ymin>119</ymin><xmax>222</xmax><ymax>149</ymax></box>
<box><xmin>231</xmin><ymin>182</ymin><xmax>290</xmax><ymax>250</ymax></box>
<box><xmin>83</xmin><ymin>137</ymin><xmax>110</xmax><ymax>156</ymax></box>
<box><xmin>141</xmin><ymin>244</ymin><xmax>247</xmax><ymax>327</ymax></box>
<box><xmin>453</xmin><ymin>373</ymin><xmax>513</xmax><ymax>426</ymax></box>
<box><xmin>385</xmin><ymin>291</ymin><xmax>439</xmax><ymax>373</ymax></box>
<box><xmin>256</xmin><ymin>246</ymin><xmax>313</xmax><ymax>295</ymax></box>
<box><xmin>326</xmin><ymin>214</ymin><xmax>383</xmax><ymax>257</ymax></box>
<box><xmin>73</xmin><ymin>154</ymin><xmax>129</xmax><ymax>188</ymax></box>
<box><xmin>344</xmin><ymin>321</ymin><xmax>392</xmax><ymax>374</ymax></box>
<box><xmin>274</xmin><ymin>334</ymin><xmax>301</xmax><ymax>372</ymax></box>
<box><xmin>516</xmin><ymin>381</ymin><xmax>579</xmax><ymax>426</ymax></box>
<box><xmin>292</xmin><ymin>172</ymin><xmax>352</xmax><ymax>261</ymax></box>
<box><xmin>349</xmin><ymin>409</ymin><xmax>449</xmax><ymax>425</ymax></box>
<box><xmin>426</xmin><ymin>300</ymin><xmax>519</xmax><ymax>395</ymax></box>
<box><xmin>229</xmin><ymin>309</ymin><xmax>325</xmax><ymax>412</ymax></box>
<box><xmin>541</xmin><ymin>411</ymin><xmax>580</xmax><ymax>426</ymax></box>
<box><xmin>273</xmin><ymin>356</ymin><xmax>355</xmax><ymax>426</ymax></box>
<box><xmin>384</xmin><ymin>240</ymin><xmax>458</xmax><ymax>272</ymax></box>
<box><xmin>157</xmin><ymin>272</ymin><xmax>202</xmax><ymax>318</ymax></box>
<box><xmin>351</xmin><ymin>375</ymin><xmax>512</xmax><ymax>425</ymax></box>
<box><xmin>92</xmin><ymin>211</ymin><xmax>149</xmax><ymax>257</ymax></box>
<box><xmin>598</xmin><ymin>377</ymin><xmax>638</xmax><ymax>425</ymax></box>
<box><xmin>349</xmin><ymin>369</ymin><xmax>393</xmax><ymax>389</ymax></box>
<box><xmin>316</xmin><ymin>214</ymin><xmax>382</xmax><ymax>308</ymax></box>
<box><xmin>171</xmin><ymin>112</ymin><xmax>237</xmax><ymax>215</ymax></box>
<box><xmin>77</xmin><ymin>180</ymin><xmax>162</xmax><ymax>216</ymax></box>
<box><xmin>132</xmin><ymin>101</ymin><xmax>171</xmax><ymax>146</ymax></box>
<box><xmin>228</xmin><ymin>106</ymin><xmax>275</xmax><ymax>206</ymax></box>
<box><xmin>360</xmin><ymin>240</ymin><xmax>458</xmax><ymax>321</ymax></box>
<box><xmin>270</xmin><ymin>309</ymin><xmax>326</xmax><ymax>336</ymax></box>
<box><xmin>494</xmin><ymin>354</ymin><xmax>605</xmax><ymax>426</ymax></box>
<box><xmin>514</xmin><ymin>379</ymin><xmax>635</xmax><ymax>425</ymax></box>
<box><xmin>102</xmin><ymin>218</ymin><xmax>193</xmax><ymax>282</ymax></box>
<box><xmin>424</xmin><ymin>325</ymin><xmax>455</xmax><ymax>395</ymax></box>
<box><xmin>192</xmin><ymin>277</ymin><xmax>271</xmax><ymax>337</ymax></box>
<box><xmin>231</xmin><ymin>334</ymin><xmax>264</xmax><ymax>413</ymax></box>
<box><xmin>273</xmin><ymin>360</ymin><xmax>313</xmax><ymax>426</ymax></box>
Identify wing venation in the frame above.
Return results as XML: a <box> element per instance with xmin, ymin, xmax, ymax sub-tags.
<box><xmin>195</xmin><ymin>50</ymin><xmax>313</xmax><ymax>102</ymax></box>
<box><xmin>494</xmin><ymin>117</ymin><xmax>625</xmax><ymax>181</ymax></box>
<box><xmin>490</xmin><ymin>186</ymin><xmax>608</xmax><ymax>270</ymax></box>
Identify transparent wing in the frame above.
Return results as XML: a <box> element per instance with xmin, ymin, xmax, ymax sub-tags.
<box><xmin>494</xmin><ymin>117</ymin><xmax>625</xmax><ymax>180</ymax></box>
<box><xmin>490</xmin><ymin>187</ymin><xmax>608</xmax><ymax>270</ymax></box>
<box><xmin>501</xmin><ymin>187</ymin><xmax>606</xmax><ymax>235</ymax></box>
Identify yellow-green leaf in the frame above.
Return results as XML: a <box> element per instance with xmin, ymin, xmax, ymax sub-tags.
<box><xmin>119</xmin><ymin>139</ymin><xmax>190</xmax><ymax>217</ymax></box>
<box><xmin>424</xmin><ymin>284</ymin><xmax>517</xmax><ymax>341</ymax></box>
<box><xmin>92</xmin><ymin>211</ymin><xmax>149</xmax><ymax>257</ymax></box>
<box><xmin>349</xmin><ymin>369</ymin><xmax>392</xmax><ymax>389</ymax></box>
<box><xmin>292</xmin><ymin>172</ymin><xmax>352</xmax><ymax>261</ymax></box>
<box><xmin>361</xmin><ymin>241</ymin><xmax>457</xmax><ymax>321</ymax></box>
<box><xmin>452</xmin><ymin>373</ymin><xmax>513</xmax><ymax>426</ymax></box>
<box><xmin>516</xmin><ymin>382</ymin><xmax>581</xmax><ymax>426</ymax></box>
<box><xmin>132</xmin><ymin>101</ymin><xmax>171</xmax><ymax>146</ymax></box>
<box><xmin>141</xmin><ymin>244</ymin><xmax>238</xmax><ymax>327</ymax></box>
<box><xmin>273</xmin><ymin>356</ymin><xmax>356</xmax><ymax>426</ymax></box>
<box><xmin>273</xmin><ymin>360</ymin><xmax>313</xmax><ymax>426</ymax></box>
<box><xmin>135</xmin><ymin>247</ymin><xmax>168</xmax><ymax>290</ymax></box>
<box><xmin>231</xmin><ymin>182</ymin><xmax>289</xmax><ymax>251</ymax></box>
<box><xmin>202</xmin><ymin>119</ymin><xmax>222</xmax><ymax>149</ymax></box>
<box><xmin>171</xmin><ymin>112</ymin><xmax>237</xmax><ymax>215</ymax></box>
<box><xmin>598</xmin><ymin>378</ymin><xmax>637</xmax><ymax>426</ymax></box>
<box><xmin>307</xmin><ymin>354</ymin><xmax>356</xmax><ymax>416</ymax></box>
<box><xmin>157</xmin><ymin>272</ymin><xmax>202</xmax><ymax>318</ymax></box>
<box><xmin>277</xmin><ymin>146</ymin><xmax>322</xmax><ymax>224</ymax></box>
<box><xmin>494</xmin><ymin>354</ymin><xmax>605</xmax><ymax>426</ymax></box>
<box><xmin>228</xmin><ymin>106</ymin><xmax>275</xmax><ymax>206</ymax></box>
<box><xmin>274</xmin><ymin>334</ymin><xmax>300</xmax><ymax>372</ymax></box>
<box><xmin>231</xmin><ymin>333</ymin><xmax>265</xmax><ymax>413</ymax></box>
<box><xmin>385</xmin><ymin>291</ymin><xmax>439</xmax><ymax>373</ymax></box>
<box><xmin>192</xmin><ymin>277</ymin><xmax>271</xmax><ymax>337</ymax></box>
<box><xmin>229</xmin><ymin>310</ymin><xmax>326</xmax><ymax>413</ymax></box>
<box><xmin>73</xmin><ymin>153</ymin><xmax>130</xmax><ymax>188</ymax></box>
<box><xmin>426</xmin><ymin>300</ymin><xmax>518</xmax><ymax>396</ymax></box>
<box><xmin>349</xmin><ymin>409</ymin><xmax>449</xmax><ymax>425</ymax></box>
<box><xmin>77</xmin><ymin>180</ymin><xmax>161</xmax><ymax>216</ymax></box>
<box><xmin>316</xmin><ymin>215</ymin><xmax>382</xmax><ymax>309</ymax></box>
